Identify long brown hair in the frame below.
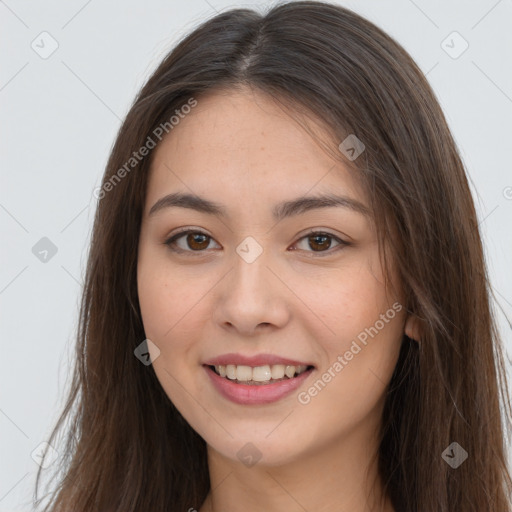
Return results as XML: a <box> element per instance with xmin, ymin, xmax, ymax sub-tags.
<box><xmin>34</xmin><ymin>2</ymin><xmax>512</xmax><ymax>510</ymax></box>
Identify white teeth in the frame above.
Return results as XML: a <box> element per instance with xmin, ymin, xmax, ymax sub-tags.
<box><xmin>226</xmin><ymin>364</ymin><xmax>236</xmax><ymax>380</ymax></box>
<box><xmin>213</xmin><ymin>363</ymin><xmax>310</xmax><ymax>382</ymax></box>
<box><xmin>270</xmin><ymin>364</ymin><xmax>285</xmax><ymax>379</ymax></box>
<box><xmin>253</xmin><ymin>365</ymin><xmax>272</xmax><ymax>381</ymax></box>
<box><xmin>235</xmin><ymin>365</ymin><xmax>252</xmax><ymax>381</ymax></box>
<box><xmin>285</xmin><ymin>365</ymin><xmax>296</xmax><ymax>378</ymax></box>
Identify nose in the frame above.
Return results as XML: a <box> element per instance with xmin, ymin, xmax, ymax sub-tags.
<box><xmin>212</xmin><ymin>248</ymin><xmax>291</xmax><ymax>337</ymax></box>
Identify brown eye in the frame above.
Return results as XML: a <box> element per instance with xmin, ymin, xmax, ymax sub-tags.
<box><xmin>308</xmin><ymin>233</ymin><xmax>332</xmax><ymax>251</ymax></box>
<box><xmin>164</xmin><ymin>230</ymin><xmax>218</xmax><ymax>253</ymax></box>
<box><xmin>185</xmin><ymin>232</ymin><xmax>210</xmax><ymax>250</ymax></box>
<box><xmin>292</xmin><ymin>231</ymin><xmax>349</xmax><ymax>257</ymax></box>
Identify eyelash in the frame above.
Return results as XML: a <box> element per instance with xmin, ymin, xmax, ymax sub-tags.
<box><xmin>163</xmin><ymin>228</ymin><xmax>350</xmax><ymax>257</ymax></box>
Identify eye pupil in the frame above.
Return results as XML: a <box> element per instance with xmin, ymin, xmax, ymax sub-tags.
<box><xmin>309</xmin><ymin>234</ymin><xmax>331</xmax><ymax>251</ymax></box>
<box><xmin>187</xmin><ymin>233</ymin><xmax>209</xmax><ymax>250</ymax></box>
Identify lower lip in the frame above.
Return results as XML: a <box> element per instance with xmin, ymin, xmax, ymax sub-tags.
<box><xmin>204</xmin><ymin>365</ymin><xmax>314</xmax><ymax>405</ymax></box>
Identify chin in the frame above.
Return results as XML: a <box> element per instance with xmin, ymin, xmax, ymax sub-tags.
<box><xmin>212</xmin><ymin>437</ymin><xmax>304</xmax><ymax>468</ymax></box>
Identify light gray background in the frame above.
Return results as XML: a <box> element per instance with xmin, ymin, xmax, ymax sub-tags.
<box><xmin>1</xmin><ymin>0</ymin><xmax>511</xmax><ymax>510</ymax></box>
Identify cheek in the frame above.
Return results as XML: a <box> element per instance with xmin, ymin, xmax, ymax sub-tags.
<box><xmin>137</xmin><ymin>242</ymin><xmax>188</xmax><ymax>336</ymax></box>
<box><xmin>137</xmin><ymin>259</ymin><xmax>205</xmax><ymax>408</ymax></box>
<box><xmin>297</xmin><ymin>259</ymin><xmax>404</xmax><ymax>397</ymax></box>
<box><xmin>137</xmin><ymin>253</ymin><xmax>215</xmax><ymax>358</ymax></box>
<box><xmin>296</xmin><ymin>309</ymin><xmax>403</xmax><ymax>446</ymax></box>
<box><xmin>294</xmin><ymin>259</ymin><xmax>396</xmax><ymax>345</ymax></box>
<box><xmin>137</xmin><ymin>267</ymin><xmax>173</xmax><ymax>342</ymax></box>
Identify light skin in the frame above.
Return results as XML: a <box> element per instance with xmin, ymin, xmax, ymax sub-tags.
<box><xmin>137</xmin><ymin>87</ymin><xmax>420</xmax><ymax>512</ymax></box>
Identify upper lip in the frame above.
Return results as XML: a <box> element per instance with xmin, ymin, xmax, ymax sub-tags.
<box><xmin>203</xmin><ymin>353</ymin><xmax>314</xmax><ymax>367</ymax></box>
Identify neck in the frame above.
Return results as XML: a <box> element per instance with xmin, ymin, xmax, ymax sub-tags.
<box><xmin>200</xmin><ymin>417</ymin><xmax>394</xmax><ymax>512</ymax></box>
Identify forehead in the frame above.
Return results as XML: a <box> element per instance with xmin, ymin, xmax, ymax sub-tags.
<box><xmin>146</xmin><ymin>88</ymin><xmax>368</xmax><ymax>216</ymax></box>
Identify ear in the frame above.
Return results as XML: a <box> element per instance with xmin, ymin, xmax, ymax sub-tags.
<box><xmin>405</xmin><ymin>314</ymin><xmax>422</xmax><ymax>342</ymax></box>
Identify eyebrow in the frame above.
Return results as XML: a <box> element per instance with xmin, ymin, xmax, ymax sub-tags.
<box><xmin>148</xmin><ymin>191</ymin><xmax>370</xmax><ymax>221</ymax></box>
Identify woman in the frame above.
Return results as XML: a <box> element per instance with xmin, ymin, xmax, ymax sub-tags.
<box><xmin>35</xmin><ymin>2</ymin><xmax>512</xmax><ymax>511</ymax></box>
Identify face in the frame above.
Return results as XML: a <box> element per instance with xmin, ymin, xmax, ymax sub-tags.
<box><xmin>137</xmin><ymin>88</ymin><xmax>406</xmax><ymax>467</ymax></box>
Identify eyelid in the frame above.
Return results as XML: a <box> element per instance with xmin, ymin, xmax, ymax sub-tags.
<box><xmin>298</xmin><ymin>227</ymin><xmax>351</xmax><ymax>244</ymax></box>
<box><xmin>163</xmin><ymin>227</ymin><xmax>350</xmax><ymax>256</ymax></box>
<box><xmin>163</xmin><ymin>227</ymin><xmax>219</xmax><ymax>255</ymax></box>
<box><xmin>292</xmin><ymin>228</ymin><xmax>349</xmax><ymax>256</ymax></box>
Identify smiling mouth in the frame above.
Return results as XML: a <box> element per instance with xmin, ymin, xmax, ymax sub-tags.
<box><xmin>208</xmin><ymin>363</ymin><xmax>314</xmax><ymax>385</ymax></box>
